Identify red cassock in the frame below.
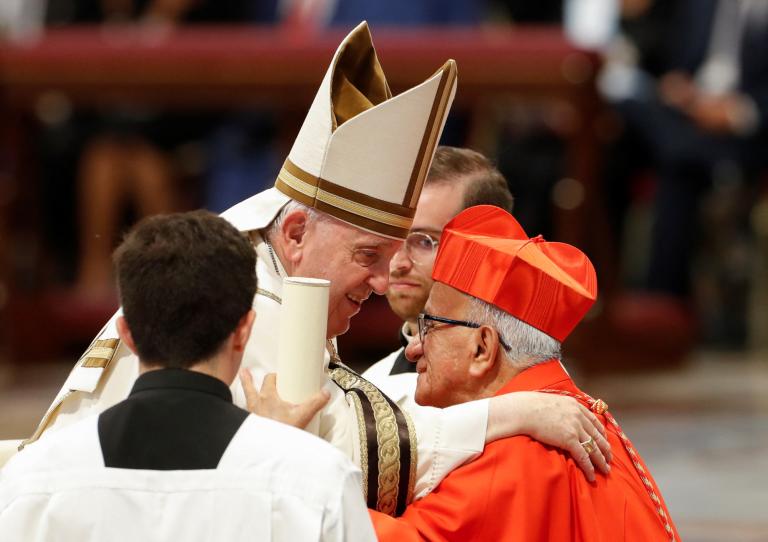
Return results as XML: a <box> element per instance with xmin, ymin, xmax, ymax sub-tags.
<box><xmin>371</xmin><ymin>360</ymin><xmax>680</xmax><ymax>541</ymax></box>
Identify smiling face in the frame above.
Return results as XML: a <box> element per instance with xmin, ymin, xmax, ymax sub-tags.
<box><xmin>386</xmin><ymin>183</ymin><xmax>466</xmax><ymax>324</ymax></box>
<box><xmin>407</xmin><ymin>282</ymin><xmax>478</xmax><ymax>408</ymax></box>
<box><xmin>293</xmin><ymin>216</ymin><xmax>401</xmax><ymax>338</ymax></box>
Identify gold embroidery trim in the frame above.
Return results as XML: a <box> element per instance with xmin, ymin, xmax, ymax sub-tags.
<box><xmin>80</xmin><ymin>339</ymin><xmax>120</xmax><ymax>368</ymax></box>
<box><xmin>348</xmin><ymin>391</ymin><xmax>369</xmax><ymax>502</ymax></box>
<box><xmin>277</xmin><ymin>167</ymin><xmax>413</xmax><ymax>229</ymax></box>
<box><xmin>256</xmin><ymin>288</ymin><xmax>282</xmax><ymax>305</ymax></box>
<box><xmin>19</xmin><ymin>390</ymin><xmax>75</xmax><ymax>450</ymax></box>
<box><xmin>404</xmin><ymin>409</ymin><xmax>418</xmax><ymax>504</ymax></box>
<box><xmin>328</xmin><ymin>365</ymin><xmax>406</xmax><ymax>516</ymax></box>
<box><xmin>24</xmin><ymin>333</ymin><xmax>122</xmax><ymax>448</ymax></box>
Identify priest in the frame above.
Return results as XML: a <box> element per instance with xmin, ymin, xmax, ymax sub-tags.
<box><xmin>1</xmin><ymin>211</ymin><xmax>375</xmax><ymax>541</ymax></box>
<box><xmin>371</xmin><ymin>205</ymin><xmax>680</xmax><ymax>541</ymax></box>
<box><xmin>20</xmin><ymin>22</ymin><xmax>610</xmax><ymax>515</ymax></box>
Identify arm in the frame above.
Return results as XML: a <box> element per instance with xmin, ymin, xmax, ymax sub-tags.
<box><xmin>407</xmin><ymin>391</ymin><xmax>611</xmax><ymax>498</ymax></box>
<box><xmin>487</xmin><ymin>391</ymin><xmax>612</xmax><ymax>482</ymax></box>
<box><xmin>370</xmin><ymin>438</ymin><xmax>574</xmax><ymax>542</ymax></box>
<box><xmin>326</xmin><ymin>469</ymin><xmax>379</xmax><ymax>542</ymax></box>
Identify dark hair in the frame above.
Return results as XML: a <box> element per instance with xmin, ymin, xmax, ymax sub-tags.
<box><xmin>113</xmin><ymin>210</ymin><xmax>257</xmax><ymax>368</ymax></box>
<box><xmin>427</xmin><ymin>146</ymin><xmax>514</xmax><ymax>213</ymax></box>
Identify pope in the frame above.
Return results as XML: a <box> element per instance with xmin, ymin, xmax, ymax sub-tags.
<box><xmin>15</xmin><ymin>22</ymin><xmax>610</xmax><ymax>514</ymax></box>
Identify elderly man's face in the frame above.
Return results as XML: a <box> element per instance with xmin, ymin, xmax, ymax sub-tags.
<box><xmin>386</xmin><ymin>183</ymin><xmax>465</xmax><ymax>324</ymax></box>
<box><xmin>296</xmin><ymin>217</ymin><xmax>400</xmax><ymax>338</ymax></box>
<box><xmin>408</xmin><ymin>282</ymin><xmax>477</xmax><ymax>408</ymax></box>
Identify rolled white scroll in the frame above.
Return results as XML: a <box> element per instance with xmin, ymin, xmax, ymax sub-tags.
<box><xmin>276</xmin><ymin>277</ymin><xmax>330</xmax><ymax>435</ymax></box>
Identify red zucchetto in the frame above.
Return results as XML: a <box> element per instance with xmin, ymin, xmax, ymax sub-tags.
<box><xmin>432</xmin><ymin>205</ymin><xmax>597</xmax><ymax>341</ymax></box>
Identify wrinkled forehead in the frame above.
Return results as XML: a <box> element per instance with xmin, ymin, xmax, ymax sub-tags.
<box><xmin>425</xmin><ymin>282</ymin><xmax>469</xmax><ymax>316</ymax></box>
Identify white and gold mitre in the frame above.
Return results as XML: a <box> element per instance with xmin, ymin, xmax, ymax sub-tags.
<box><xmin>221</xmin><ymin>21</ymin><xmax>457</xmax><ymax>240</ymax></box>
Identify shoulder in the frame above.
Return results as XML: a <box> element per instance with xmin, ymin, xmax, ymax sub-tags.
<box><xmin>2</xmin><ymin>416</ymin><xmax>102</xmax><ymax>477</ymax></box>
<box><xmin>477</xmin><ymin>435</ymin><xmax>586</xmax><ymax>494</ymax></box>
<box><xmin>220</xmin><ymin>415</ymin><xmax>362</xmax><ymax>505</ymax></box>
<box><xmin>224</xmin><ymin>414</ymin><xmax>358</xmax><ymax>476</ymax></box>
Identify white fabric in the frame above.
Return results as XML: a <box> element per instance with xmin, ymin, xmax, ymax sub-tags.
<box><xmin>361</xmin><ymin>348</ymin><xmax>418</xmax><ymax>413</ymax></box>
<box><xmin>233</xmin><ymin>233</ymin><xmax>488</xmax><ymax>499</ymax></box>
<box><xmin>321</xmin><ymin>71</ymin><xmax>445</xmax><ymax>204</ymax></box>
<box><xmin>0</xmin><ymin>440</ymin><xmax>21</xmax><ymax>468</ymax></box>
<box><xmin>219</xmin><ymin>186</ymin><xmax>290</xmax><ymax>239</ymax></box>
<box><xmin>33</xmin><ymin>190</ymin><xmax>487</xmax><ymax>499</ymax></box>
<box><xmin>1</xmin><ymin>414</ymin><xmax>374</xmax><ymax>542</ymax></box>
<box><xmin>287</xmin><ymin>21</ymin><xmax>457</xmax><ymax>207</ymax></box>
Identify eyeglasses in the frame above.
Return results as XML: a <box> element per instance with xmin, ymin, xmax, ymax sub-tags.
<box><xmin>417</xmin><ymin>312</ymin><xmax>511</xmax><ymax>350</ymax></box>
<box><xmin>403</xmin><ymin>232</ymin><xmax>439</xmax><ymax>266</ymax></box>
<box><xmin>351</xmin><ymin>247</ymin><xmax>382</xmax><ymax>268</ymax></box>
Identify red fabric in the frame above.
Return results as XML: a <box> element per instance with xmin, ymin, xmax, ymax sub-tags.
<box><xmin>371</xmin><ymin>361</ymin><xmax>680</xmax><ymax>542</ymax></box>
<box><xmin>432</xmin><ymin>206</ymin><xmax>597</xmax><ymax>341</ymax></box>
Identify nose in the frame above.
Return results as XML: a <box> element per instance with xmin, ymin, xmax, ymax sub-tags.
<box><xmin>405</xmin><ymin>336</ymin><xmax>423</xmax><ymax>362</ymax></box>
<box><xmin>368</xmin><ymin>263</ymin><xmax>390</xmax><ymax>295</ymax></box>
<box><xmin>390</xmin><ymin>244</ymin><xmax>413</xmax><ymax>275</ymax></box>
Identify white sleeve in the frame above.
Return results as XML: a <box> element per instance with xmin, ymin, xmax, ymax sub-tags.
<box><xmin>325</xmin><ymin>468</ymin><xmax>377</xmax><ymax>542</ymax></box>
<box><xmin>408</xmin><ymin>398</ymin><xmax>489</xmax><ymax>500</ymax></box>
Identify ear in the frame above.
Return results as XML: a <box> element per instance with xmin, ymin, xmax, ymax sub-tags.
<box><xmin>232</xmin><ymin>309</ymin><xmax>256</xmax><ymax>353</ymax></box>
<box><xmin>468</xmin><ymin>325</ymin><xmax>502</xmax><ymax>379</ymax></box>
<box><xmin>116</xmin><ymin>316</ymin><xmax>138</xmax><ymax>356</ymax></box>
<box><xmin>278</xmin><ymin>210</ymin><xmax>311</xmax><ymax>267</ymax></box>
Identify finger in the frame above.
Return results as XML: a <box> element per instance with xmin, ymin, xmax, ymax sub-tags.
<box><xmin>570</xmin><ymin>435</ymin><xmax>596</xmax><ymax>483</ymax></box>
<box><xmin>261</xmin><ymin>373</ymin><xmax>278</xmax><ymax>396</ymax></box>
<box><xmin>240</xmin><ymin>368</ymin><xmax>256</xmax><ymax>395</ymax></box>
<box><xmin>579</xmin><ymin>409</ymin><xmax>612</xmax><ymax>463</ymax></box>
<box><xmin>582</xmin><ymin>428</ymin><xmax>610</xmax><ymax>476</ymax></box>
<box><xmin>579</xmin><ymin>405</ymin><xmax>607</xmax><ymax>439</ymax></box>
<box><xmin>294</xmin><ymin>389</ymin><xmax>331</xmax><ymax>429</ymax></box>
<box><xmin>592</xmin><ymin>429</ymin><xmax>613</xmax><ymax>466</ymax></box>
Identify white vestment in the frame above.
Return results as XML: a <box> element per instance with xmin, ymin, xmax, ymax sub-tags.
<box><xmin>362</xmin><ymin>347</ymin><xmax>419</xmax><ymax>414</ymax></box>
<box><xmin>1</xmin><ymin>414</ymin><xmax>375</xmax><ymax>542</ymax></box>
<box><xmin>29</xmin><ymin>188</ymin><xmax>487</xmax><ymax>499</ymax></box>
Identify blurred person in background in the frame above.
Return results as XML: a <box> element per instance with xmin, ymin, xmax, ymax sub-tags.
<box><xmin>363</xmin><ymin>146</ymin><xmax>514</xmax><ymax>408</ymax></box>
<box><xmin>41</xmin><ymin>0</ymin><xmax>253</xmax><ymax>310</ymax></box>
<box><xmin>602</xmin><ymin>0</ymin><xmax>768</xmax><ymax>346</ymax></box>
<box><xmin>371</xmin><ymin>205</ymin><xmax>680</xmax><ymax>542</ymax></box>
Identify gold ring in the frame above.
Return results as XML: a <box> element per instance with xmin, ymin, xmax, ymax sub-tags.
<box><xmin>580</xmin><ymin>436</ymin><xmax>597</xmax><ymax>455</ymax></box>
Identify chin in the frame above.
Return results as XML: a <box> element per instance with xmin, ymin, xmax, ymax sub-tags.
<box><xmin>327</xmin><ymin>319</ymin><xmax>351</xmax><ymax>339</ymax></box>
<box><xmin>414</xmin><ymin>381</ymin><xmax>431</xmax><ymax>407</ymax></box>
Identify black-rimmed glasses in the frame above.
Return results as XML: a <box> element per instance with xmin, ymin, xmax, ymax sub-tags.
<box><xmin>417</xmin><ymin>312</ymin><xmax>511</xmax><ymax>350</ymax></box>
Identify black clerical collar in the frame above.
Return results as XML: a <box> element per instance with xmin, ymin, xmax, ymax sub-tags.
<box><xmin>130</xmin><ymin>368</ymin><xmax>233</xmax><ymax>402</ymax></box>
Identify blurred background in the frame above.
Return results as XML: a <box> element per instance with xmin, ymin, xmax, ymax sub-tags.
<box><xmin>0</xmin><ymin>0</ymin><xmax>767</xmax><ymax>539</ymax></box>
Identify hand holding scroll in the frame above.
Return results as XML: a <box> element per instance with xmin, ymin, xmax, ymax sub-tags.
<box><xmin>240</xmin><ymin>370</ymin><xmax>330</xmax><ymax>430</ymax></box>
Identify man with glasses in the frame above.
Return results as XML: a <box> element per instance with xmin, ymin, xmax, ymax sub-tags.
<box><xmin>363</xmin><ymin>146</ymin><xmax>514</xmax><ymax>409</ymax></box>
<box><xmin>1</xmin><ymin>211</ymin><xmax>375</xmax><ymax>541</ymax></box>
<box><xmin>371</xmin><ymin>205</ymin><xmax>680</xmax><ymax>541</ymax></box>
<box><xmin>24</xmin><ymin>23</ymin><xmax>610</xmax><ymax>515</ymax></box>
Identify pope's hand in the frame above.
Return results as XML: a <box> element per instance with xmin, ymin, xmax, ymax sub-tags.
<box><xmin>240</xmin><ymin>370</ymin><xmax>330</xmax><ymax>430</ymax></box>
<box><xmin>487</xmin><ymin>391</ymin><xmax>612</xmax><ymax>482</ymax></box>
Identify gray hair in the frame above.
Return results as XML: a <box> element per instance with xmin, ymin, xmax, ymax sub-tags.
<box><xmin>264</xmin><ymin>200</ymin><xmax>331</xmax><ymax>241</ymax></box>
<box><xmin>465</xmin><ymin>295</ymin><xmax>561</xmax><ymax>369</ymax></box>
